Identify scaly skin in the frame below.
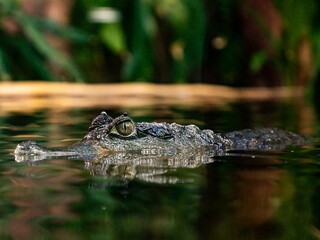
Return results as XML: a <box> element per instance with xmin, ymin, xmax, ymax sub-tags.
<box><xmin>14</xmin><ymin>111</ymin><xmax>309</xmax><ymax>162</ymax></box>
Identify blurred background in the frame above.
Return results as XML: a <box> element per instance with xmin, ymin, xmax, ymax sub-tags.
<box><xmin>0</xmin><ymin>0</ymin><xmax>319</xmax><ymax>89</ymax></box>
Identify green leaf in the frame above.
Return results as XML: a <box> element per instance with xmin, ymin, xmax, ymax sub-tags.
<box><xmin>14</xmin><ymin>12</ymin><xmax>83</xmax><ymax>81</ymax></box>
<box><xmin>14</xmin><ymin>39</ymin><xmax>55</xmax><ymax>80</ymax></box>
<box><xmin>34</xmin><ymin>17</ymin><xmax>92</xmax><ymax>43</ymax></box>
<box><xmin>250</xmin><ymin>51</ymin><xmax>267</xmax><ymax>73</ymax></box>
<box><xmin>0</xmin><ymin>47</ymin><xmax>10</xmax><ymax>80</ymax></box>
<box><xmin>100</xmin><ymin>23</ymin><xmax>126</xmax><ymax>54</ymax></box>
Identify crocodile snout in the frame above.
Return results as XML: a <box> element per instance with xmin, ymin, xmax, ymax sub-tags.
<box><xmin>14</xmin><ymin>141</ymin><xmax>47</xmax><ymax>155</ymax></box>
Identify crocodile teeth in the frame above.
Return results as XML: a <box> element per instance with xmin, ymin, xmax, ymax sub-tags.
<box><xmin>141</xmin><ymin>149</ymin><xmax>159</xmax><ymax>155</ymax></box>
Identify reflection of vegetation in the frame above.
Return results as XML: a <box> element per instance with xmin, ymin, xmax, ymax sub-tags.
<box><xmin>71</xmin><ymin>178</ymin><xmax>202</xmax><ymax>240</ymax></box>
<box><xmin>199</xmin><ymin>159</ymin><xmax>320</xmax><ymax>239</ymax></box>
<box><xmin>1</xmin><ymin>0</ymin><xmax>320</xmax><ymax>85</ymax></box>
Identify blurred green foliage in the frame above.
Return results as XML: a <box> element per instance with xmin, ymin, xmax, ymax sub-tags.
<box><xmin>71</xmin><ymin>0</ymin><xmax>205</xmax><ymax>83</ymax></box>
<box><xmin>0</xmin><ymin>0</ymin><xmax>320</xmax><ymax>86</ymax></box>
<box><xmin>0</xmin><ymin>0</ymin><xmax>90</xmax><ymax>81</ymax></box>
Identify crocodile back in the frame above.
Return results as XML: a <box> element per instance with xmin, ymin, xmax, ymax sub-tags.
<box><xmin>225</xmin><ymin>128</ymin><xmax>309</xmax><ymax>151</ymax></box>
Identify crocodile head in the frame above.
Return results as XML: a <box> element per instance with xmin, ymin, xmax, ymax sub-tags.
<box><xmin>83</xmin><ymin>111</ymin><xmax>179</xmax><ymax>154</ymax></box>
<box><xmin>14</xmin><ymin>111</ymin><xmax>218</xmax><ymax>161</ymax></box>
<box><xmin>80</xmin><ymin>111</ymin><xmax>223</xmax><ymax>154</ymax></box>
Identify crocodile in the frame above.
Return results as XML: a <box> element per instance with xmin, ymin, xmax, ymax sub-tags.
<box><xmin>14</xmin><ymin>111</ymin><xmax>309</xmax><ymax>163</ymax></box>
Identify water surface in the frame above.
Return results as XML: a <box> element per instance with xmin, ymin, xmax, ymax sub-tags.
<box><xmin>1</xmin><ymin>100</ymin><xmax>320</xmax><ymax>239</ymax></box>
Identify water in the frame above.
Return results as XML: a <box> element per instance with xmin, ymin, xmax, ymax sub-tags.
<box><xmin>1</xmin><ymin>100</ymin><xmax>320</xmax><ymax>239</ymax></box>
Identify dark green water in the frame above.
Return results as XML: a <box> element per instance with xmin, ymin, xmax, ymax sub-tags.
<box><xmin>1</xmin><ymin>101</ymin><xmax>320</xmax><ymax>239</ymax></box>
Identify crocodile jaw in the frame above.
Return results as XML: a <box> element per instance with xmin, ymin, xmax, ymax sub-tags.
<box><xmin>14</xmin><ymin>141</ymin><xmax>47</xmax><ymax>156</ymax></box>
<box><xmin>14</xmin><ymin>141</ymin><xmax>79</xmax><ymax>162</ymax></box>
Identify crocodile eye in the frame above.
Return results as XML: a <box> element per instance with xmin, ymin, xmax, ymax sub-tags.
<box><xmin>115</xmin><ymin>120</ymin><xmax>134</xmax><ymax>136</ymax></box>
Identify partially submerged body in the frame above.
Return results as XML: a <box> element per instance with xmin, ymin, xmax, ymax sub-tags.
<box><xmin>14</xmin><ymin>111</ymin><xmax>311</xmax><ymax>183</ymax></box>
<box><xmin>14</xmin><ymin>111</ymin><xmax>309</xmax><ymax>161</ymax></box>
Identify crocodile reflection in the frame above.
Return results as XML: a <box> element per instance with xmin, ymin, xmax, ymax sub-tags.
<box><xmin>15</xmin><ymin>147</ymin><xmax>215</xmax><ymax>183</ymax></box>
<box><xmin>84</xmin><ymin>147</ymin><xmax>216</xmax><ymax>183</ymax></box>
